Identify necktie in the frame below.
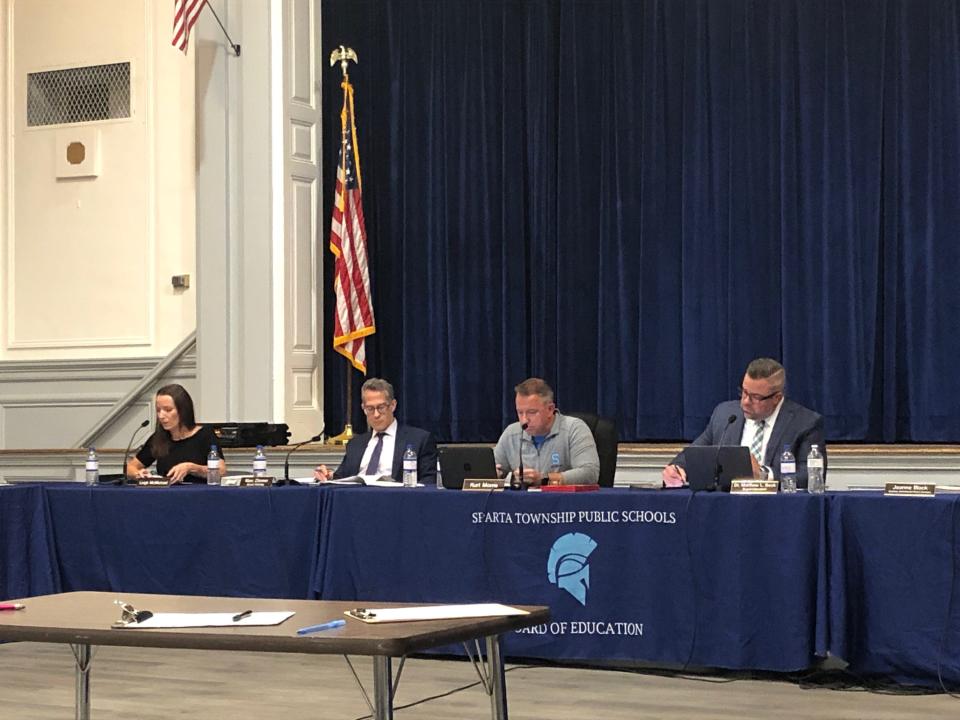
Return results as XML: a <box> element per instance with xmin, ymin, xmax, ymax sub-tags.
<box><xmin>750</xmin><ymin>419</ymin><xmax>766</xmax><ymax>464</ymax></box>
<box><xmin>365</xmin><ymin>432</ymin><xmax>386</xmax><ymax>475</ymax></box>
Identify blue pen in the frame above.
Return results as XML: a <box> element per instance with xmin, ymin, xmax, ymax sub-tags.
<box><xmin>296</xmin><ymin>619</ymin><xmax>346</xmax><ymax>636</ymax></box>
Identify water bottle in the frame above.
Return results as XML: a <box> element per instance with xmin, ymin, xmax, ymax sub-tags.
<box><xmin>807</xmin><ymin>444</ymin><xmax>825</xmax><ymax>494</ymax></box>
<box><xmin>85</xmin><ymin>447</ymin><xmax>99</xmax><ymax>486</ymax></box>
<box><xmin>252</xmin><ymin>445</ymin><xmax>267</xmax><ymax>478</ymax></box>
<box><xmin>207</xmin><ymin>445</ymin><xmax>221</xmax><ymax>486</ymax></box>
<box><xmin>436</xmin><ymin>458</ymin><xmax>444</xmax><ymax>490</ymax></box>
<box><xmin>779</xmin><ymin>444</ymin><xmax>797</xmax><ymax>493</ymax></box>
<box><xmin>402</xmin><ymin>444</ymin><xmax>418</xmax><ymax>487</ymax></box>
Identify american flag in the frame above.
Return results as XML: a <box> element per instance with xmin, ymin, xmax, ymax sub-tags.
<box><xmin>172</xmin><ymin>0</ymin><xmax>207</xmax><ymax>53</ymax></box>
<box><xmin>329</xmin><ymin>79</ymin><xmax>375</xmax><ymax>373</ymax></box>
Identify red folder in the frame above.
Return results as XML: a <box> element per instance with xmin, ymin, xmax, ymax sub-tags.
<box><xmin>540</xmin><ymin>484</ymin><xmax>601</xmax><ymax>493</ymax></box>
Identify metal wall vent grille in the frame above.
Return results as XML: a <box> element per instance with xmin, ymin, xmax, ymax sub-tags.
<box><xmin>27</xmin><ymin>62</ymin><xmax>131</xmax><ymax>127</ymax></box>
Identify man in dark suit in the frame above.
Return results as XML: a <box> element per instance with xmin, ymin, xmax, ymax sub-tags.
<box><xmin>662</xmin><ymin>358</ymin><xmax>825</xmax><ymax>489</ymax></box>
<box><xmin>314</xmin><ymin>377</ymin><xmax>437</xmax><ymax>484</ymax></box>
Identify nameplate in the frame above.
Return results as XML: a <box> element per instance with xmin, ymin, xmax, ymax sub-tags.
<box><xmin>730</xmin><ymin>479</ymin><xmax>779</xmax><ymax>494</ymax></box>
<box><xmin>462</xmin><ymin>479</ymin><xmax>505</xmax><ymax>492</ymax></box>
<box><xmin>134</xmin><ymin>476</ymin><xmax>170</xmax><ymax>488</ymax></box>
<box><xmin>884</xmin><ymin>482</ymin><xmax>935</xmax><ymax>497</ymax></box>
<box><xmin>237</xmin><ymin>476</ymin><xmax>275</xmax><ymax>487</ymax></box>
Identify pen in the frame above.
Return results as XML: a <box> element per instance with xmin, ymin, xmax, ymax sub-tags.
<box><xmin>296</xmin><ymin>619</ymin><xmax>346</xmax><ymax>635</ymax></box>
<box><xmin>0</xmin><ymin>603</ymin><xmax>24</xmax><ymax>611</ymax></box>
<box><xmin>232</xmin><ymin>609</ymin><xmax>253</xmax><ymax>622</ymax></box>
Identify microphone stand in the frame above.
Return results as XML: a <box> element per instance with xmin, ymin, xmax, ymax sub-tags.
<box><xmin>282</xmin><ymin>430</ymin><xmax>325</xmax><ymax>485</ymax></box>
<box><xmin>511</xmin><ymin>422</ymin><xmax>528</xmax><ymax>491</ymax></box>
<box><xmin>117</xmin><ymin>419</ymin><xmax>151</xmax><ymax>485</ymax></box>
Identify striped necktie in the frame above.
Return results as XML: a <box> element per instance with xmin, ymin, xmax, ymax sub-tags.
<box><xmin>750</xmin><ymin>419</ymin><xmax>766</xmax><ymax>464</ymax></box>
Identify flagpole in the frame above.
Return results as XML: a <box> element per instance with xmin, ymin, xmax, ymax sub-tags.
<box><xmin>203</xmin><ymin>3</ymin><xmax>241</xmax><ymax>56</ymax></box>
<box><xmin>327</xmin><ymin>45</ymin><xmax>362</xmax><ymax>446</ymax></box>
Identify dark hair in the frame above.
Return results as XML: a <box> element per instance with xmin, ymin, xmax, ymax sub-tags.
<box><xmin>745</xmin><ymin>358</ymin><xmax>786</xmax><ymax>391</ymax></box>
<box><xmin>361</xmin><ymin>377</ymin><xmax>396</xmax><ymax>402</ymax></box>
<box><xmin>514</xmin><ymin>377</ymin><xmax>555</xmax><ymax>403</ymax></box>
<box><xmin>148</xmin><ymin>384</ymin><xmax>197</xmax><ymax>459</ymax></box>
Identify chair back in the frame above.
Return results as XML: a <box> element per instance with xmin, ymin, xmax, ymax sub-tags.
<box><xmin>564</xmin><ymin>411</ymin><xmax>619</xmax><ymax>487</ymax></box>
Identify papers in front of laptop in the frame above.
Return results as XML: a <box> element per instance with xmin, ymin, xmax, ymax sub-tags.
<box><xmin>344</xmin><ymin>603</ymin><xmax>528</xmax><ymax>623</ymax></box>
<box><xmin>125</xmin><ymin>611</ymin><xmax>295</xmax><ymax>629</ymax></box>
<box><xmin>321</xmin><ymin>474</ymin><xmax>402</xmax><ymax>487</ymax></box>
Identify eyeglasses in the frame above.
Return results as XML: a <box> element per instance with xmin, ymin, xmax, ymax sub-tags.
<box><xmin>738</xmin><ymin>387</ymin><xmax>781</xmax><ymax>403</ymax></box>
<box><xmin>361</xmin><ymin>403</ymin><xmax>392</xmax><ymax>415</ymax></box>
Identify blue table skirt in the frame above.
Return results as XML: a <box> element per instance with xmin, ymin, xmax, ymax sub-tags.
<box><xmin>43</xmin><ymin>484</ymin><xmax>324</xmax><ymax>599</ymax></box>
<box><xmin>7</xmin><ymin>483</ymin><xmax>960</xmax><ymax>685</ymax></box>
<box><xmin>828</xmin><ymin>492</ymin><xmax>960</xmax><ymax>685</ymax></box>
<box><xmin>0</xmin><ymin>485</ymin><xmax>60</xmax><ymax>600</ymax></box>
<box><xmin>315</xmin><ymin>487</ymin><xmax>828</xmax><ymax>671</ymax></box>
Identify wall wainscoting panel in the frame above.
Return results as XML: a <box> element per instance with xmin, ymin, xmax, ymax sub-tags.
<box><xmin>0</xmin><ymin>353</ymin><xmax>196</xmax><ymax>450</ymax></box>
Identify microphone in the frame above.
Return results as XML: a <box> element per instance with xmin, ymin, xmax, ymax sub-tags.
<box><xmin>282</xmin><ymin>429</ymin><xmax>325</xmax><ymax>484</ymax></box>
<box><xmin>118</xmin><ymin>419</ymin><xmax>151</xmax><ymax>485</ymax></box>
<box><xmin>711</xmin><ymin>414</ymin><xmax>738</xmax><ymax>490</ymax></box>
<box><xmin>511</xmin><ymin>422</ymin><xmax>529</xmax><ymax>491</ymax></box>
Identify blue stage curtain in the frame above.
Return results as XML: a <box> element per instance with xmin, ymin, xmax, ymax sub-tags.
<box><xmin>320</xmin><ymin>0</ymin><xmax>960</xmax><ymax>443</ymax></box>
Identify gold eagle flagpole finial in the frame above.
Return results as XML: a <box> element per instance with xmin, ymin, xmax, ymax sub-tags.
<box><xmin>329</xmin><ymin>45</ymin><xmax>358</xmax><ymax>79</ymax></box>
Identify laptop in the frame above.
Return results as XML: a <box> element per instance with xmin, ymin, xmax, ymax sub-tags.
<box><xmin>439</xmin><ymin>446</ymin><xmax>499</xmax><ymax>489</ymax></box>
<box><xmin>682</xmin><ymin>445</ymin><xmax>754</xmax><ymax>492</ymax></box>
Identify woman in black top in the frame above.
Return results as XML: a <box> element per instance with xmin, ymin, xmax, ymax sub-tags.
<box><xmin>126</xmin><ymin>384</ymin><xmax>226</xmax><ymax>483</ymax></box>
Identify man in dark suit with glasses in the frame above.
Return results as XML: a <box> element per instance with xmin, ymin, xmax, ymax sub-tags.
<box><xmin>314</xmin><ymin>377</ymin><xmax>437</xmax><ymax>484</ymax></box>
<box><xmin>662</xmin><ymin>358</ymin><xmax>825</xmax><ymax>489</ymax></box>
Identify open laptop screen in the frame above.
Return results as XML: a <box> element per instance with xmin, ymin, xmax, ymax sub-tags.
<box><xmin>439</xmin><ymin>446</ymin><xmax>499</xmax><ymax>489</ymax></box>
<box><xmin>682</xmin><ymin>445</ymin><xmax>754</xmax><ymax>492</ymax></box>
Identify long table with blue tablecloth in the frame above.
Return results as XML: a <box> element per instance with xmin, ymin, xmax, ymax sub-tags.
<box><xmin>0</xmin><ymin>483</ymin><xmax>958</xmax><ymax>686</ymax></box>
<box><xmin>315</xmin><ymin>487</ymin><xmax>827</xmax><ymax>671</ymax></box>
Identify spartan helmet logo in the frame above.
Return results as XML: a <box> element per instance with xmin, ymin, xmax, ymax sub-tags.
<box><xmin>547</xmin><ymin>532</ymin><xmax>598</xmax><ymax>606</ymax></box>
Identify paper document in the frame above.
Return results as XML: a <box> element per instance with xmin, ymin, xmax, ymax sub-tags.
<box><xmin>321</xmin><ymin>474</ymin><xmax>403</xmax><ymax>487</ymax></box>
<box><xmin>362</xmin><ymin>475</ymin><xmax>404</xmax><ymax>487</ymax></box>
<box><xmin>127</xmin><ymin>611</ymin><xmax>294</xmax><ymax>629</ymax></box>
<box><xmin>345</xmin><ymin>603</ymin><xmax>528</xmax><ymax>623</ymax></box>
<box><xmin>320</xmin><ymin>476</ymin><xmax>366</xmax><ymax>486</ymax></box>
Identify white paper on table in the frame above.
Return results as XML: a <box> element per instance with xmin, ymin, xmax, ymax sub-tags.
<box><xmin>130</xmin><ymin>611</ymin><xmax>295</xmax><ymax>629</ymax></box>
<box><xmin>345</xmin><ymin>603</ymin><xmax>528</xmax><ymax>623</ymax></box>
<box><xmin>361</xmin><ymin>475</ymin><xmax>404</xmax><ymax>487</ymax></box>
<box><xmin>316</xmin><ymin>474</ymin><xmax>400</xmax><ymax>487</ymax></box>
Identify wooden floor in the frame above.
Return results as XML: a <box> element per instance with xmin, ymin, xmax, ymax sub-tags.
<box><xmin>0</xmin><ymin>642</ymin><xmax>956</xmax><ymax>719</ymax></box>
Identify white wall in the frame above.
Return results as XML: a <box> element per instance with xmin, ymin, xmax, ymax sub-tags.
<box><xmin>0</xmin><ymin>0</ymin><xmax>324</xmax><ymax>450</ymax></box>
<box><xmin>3</xmin><ymin>0</ymin><xmax>196</xmax><ymax>361</ymax></box>
<box><xmin>0</xmin><ymin>1</ymin><xmax>197</xmax><ymax>448</ymax></box>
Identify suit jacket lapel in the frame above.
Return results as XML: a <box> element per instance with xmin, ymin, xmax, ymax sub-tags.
<box><xmin>764</xmin><ymin>402</ymin><xmax>794</xmax><ymax>466</ymax></box>
<box><xmin>389</xmin><ymin>425</ymin><xmax>405</xmax><ymax>479</ymax></box>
